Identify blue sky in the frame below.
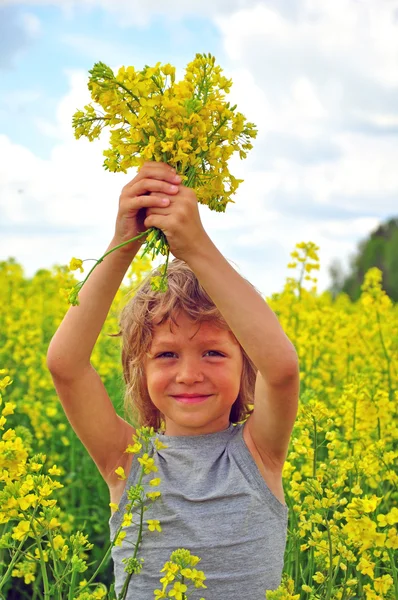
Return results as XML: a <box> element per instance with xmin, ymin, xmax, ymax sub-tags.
<box><xmin>1</xmin><ymin>0</ymin><xmax>398</xmax><ymax>297</ymax></box>
<box><xmin>0</xmin><ymin>5</ymin><xmax>221</xmax><ymax>158</ymax></box>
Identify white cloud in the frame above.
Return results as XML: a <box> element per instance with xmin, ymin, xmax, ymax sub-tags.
<box><xmin>21</xmin><ymin>11</ymin><xmax>41</xmax><ymax>35</ymax></box>
<box><xmin>0</xmin><ymin>0</ymin><xmax>266</xmax><ymax>27</ymax></box>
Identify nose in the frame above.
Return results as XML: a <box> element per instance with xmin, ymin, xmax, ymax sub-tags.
<box><xmin>175</xmin><ymin>359</ymin><xmax>205</xmax><ymax>384</ymax></box>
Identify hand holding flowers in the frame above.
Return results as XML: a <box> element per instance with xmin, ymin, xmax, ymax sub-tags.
<box><xmin>67</xmin><ymin>52</ymin><xmax>257</xmax><ymax>302</ymax></box>
<box><xmin>144</xmin><ymin>168</ymin><xmax>210</xmax><ymax>264</ymax></box>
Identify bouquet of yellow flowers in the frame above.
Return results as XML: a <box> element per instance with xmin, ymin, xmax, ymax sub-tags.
<box><xmin>68</xmin><ymin>53</ymin><xmax>257</xmax><ymax>302</ymax></box>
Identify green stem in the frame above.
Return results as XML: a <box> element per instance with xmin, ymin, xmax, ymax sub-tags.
<box><xmin>324</xmin><ymin>520</ymin><xmax>333</xmax><ymax>600</ymax></box>
<box><xmin>150</xmin><ymin>116</ymin><xmax>168</xmax><ymax>163</ymax></box>
<box><xmin>75</xmin><ymin>115</ymin><xmax>110</xmax><ymax>125</ymax></box>
<box><xmin>294</xmin><ymin>539</ymin><xmax>300</xmax><ymax>587</ymax></box>
<box><xmin>202</xmin><ymin>116</ymin><xmax>228</xmax><ymax>149</ymax></box>
<box><xmin>118</xmin><ymin>444</ymin><xmax>150</xmax><ymax>600</ymax></box>
<box><xmin>0</xmin><ymin>535</ymin><xmax>28</xmax><ymax>591</ymax></box>
<box><xmin>375</xmin><ymin>309</ymin><xmax>393</xmax><ymax>401</ymax></box>
<box><xmin>45</xmin><ymin>530</ymin><xmax>62</xmax><ymax>600</ymax></box>
<box><xmin>308</xmin><ymin>524</ymin><xmax>315</xmax><ymax>591</ymax></box>
<box><xmin>150</xmin><ymin>116</ymin><xmax>164</xmax><ymax>138</ymax></box>
<box><xmin>339</xmin><ymin>567</ymin><xmax>349</xmax><ymax>600</ymax></box>
<box><xmin>151</xmin><ymin>75</ymin><xmax>164</xmax><ymax>94</ymax></box>
<box><xmin>70</xmin><ymin>435</ymin><xmax>77</xmax><ymax>509</ymax></box>
<box><xmin>68</xmin><ymin>569</ymin><xmax>78</xmax><ymax>600</ymax></box>
<box><xmin>388</xmin><ymin>547</ymin><xmax>398</xmax><ymax>600</ymax></box>
<box><xmin>297</xmin><ymin>260</ymin><xmax>306</xmax><ymax>301</ymax></box>
<box><xmin>75</xmin><ymin>536</ymin><xmax>117</xmax><ymax>594</ymax></box>
<box><xmin>159</xmin><ymin>244</ymin><xmax>170</xmax><ymax>290</ymax></box>
<box><xmin>71</xmin><ymin>230</ymin><xmax>149</xmax><ymax>301</ymax></box>
<box><xmin>30</xmin><ymin>522</ymin><xmax>50</xmax><ymax>599</ymax></box>
<box><xmin>313</xmin><ymin>416</ymin><xmax>317</xmax><ymax>478</ymax></box>
<box><xmin>117</xmin><ymin>511</ymin><xmax>144</xmax><ymax>598</ymax></box>
<box><xmin>330</xmin><ymin>555</ymin><xmax>341</xmax><ymax>589</ymax></box>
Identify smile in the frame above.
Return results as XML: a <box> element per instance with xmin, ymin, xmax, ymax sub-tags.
<box><xmin>172</xmin><ymin>395</ymin><xmax>211</xmax><ymax>404</ymax></box>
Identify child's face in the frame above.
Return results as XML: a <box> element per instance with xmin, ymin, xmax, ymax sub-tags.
<box><xmin>144</xmin><ymin>311</ymin><xmax>244</xmax><ymax>436</ymax></box>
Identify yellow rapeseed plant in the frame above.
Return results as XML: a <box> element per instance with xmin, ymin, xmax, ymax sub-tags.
<box><xmin>0</xmin><ymin>245</ymin><xmax>397</xmax><ymax>599</ymax></box>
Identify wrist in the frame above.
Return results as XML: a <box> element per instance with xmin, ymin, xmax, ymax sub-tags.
<box><xmin>182</xmin><ymin>233</ymin><xmax>215</xmax><ymax>267</ymax></box>
<box><xmin>109</xmin><ymin>233</ymin><xmax>145</xmax><ymax>257</ymax></box>
<box><xmin>103</xmin><ymin>237</ymin><xmax>141</xmax><ymax>269</ymax></box>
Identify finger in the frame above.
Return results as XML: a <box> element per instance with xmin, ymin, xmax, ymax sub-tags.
<box><xmin>145</xmin><ymin>207</ymin><xmax>167</xmax><ymax>219</ymax></box>
<box><xmin>133</xmin><ymin>177</ymin><xmax>180</xmax><ymax>197</ymax></box>
<box><xmin>144</xmin><ymin>211</ymin><xmax>165</xmax><ymax>230</ymax></box>
<box><xmin>143</xmin><ymin>160</ymin><xmax>175</xmax><ymax>171</ymax></box>
<box><xmin>125</xmin><ymin>166</ymin><xmax>179</xmax><ymax>192</ymax></box>
<box><xmin>130</xmin><ymin>194</ymin><xmax>170</xmax><ymax>210</ymax></box>
<box><xmin>141</xmin><ymin>161</ymin><xmax>176</xmax><ymax>178</ymax></box>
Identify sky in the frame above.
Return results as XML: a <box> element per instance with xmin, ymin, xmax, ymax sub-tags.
<box><xmin>1</xmin><ymin>0</ymin><xmax>398</xmax><ymax>298</ymax></box>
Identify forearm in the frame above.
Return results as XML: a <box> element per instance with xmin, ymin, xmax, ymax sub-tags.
<box><xmin>184</xmin><ymin>236</ymin><xmax>299</xmax><ymax>383</ymax></box>
<box><xmin>47</xmin><ymin>237</ymin><xmax>141</xmax><ymax>375</ymax></box>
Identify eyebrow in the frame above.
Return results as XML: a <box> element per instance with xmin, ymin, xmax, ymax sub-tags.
<box><xmin>151</xmin><ymin>338</ymin><xmax>230</xmax><ymax>350</ymax></box>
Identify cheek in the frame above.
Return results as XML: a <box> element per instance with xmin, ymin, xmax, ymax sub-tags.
<box><xmin>146</xmin><ymin>366</ymin><xmax>169</xmax><ymax>392</ymax></box>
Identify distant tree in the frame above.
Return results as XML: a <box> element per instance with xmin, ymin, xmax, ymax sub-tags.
<box><xmin>384</xmin><ymin>226</ymin><xmax>398</xmax><ymax>296</ymax></box>
<box><xmin>328</xmin><ymin>258</ymin><xmax>346</xmax><ymax>298</ymax></box>
<box><xmin>328</xmin><ymin>217</ymin><xmax>398</xmax><ymax>301</ymax></box>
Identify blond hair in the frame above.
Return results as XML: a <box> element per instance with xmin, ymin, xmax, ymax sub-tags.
<box><xmin>117</xmin><ymin>258</ymin><xmax>257</xmax><ymax>432</ymax></box>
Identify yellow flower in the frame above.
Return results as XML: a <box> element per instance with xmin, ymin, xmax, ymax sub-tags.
<box><xmin>125</xmin><ymin>442</ymin><xmax>142</xmax><ymax>454</ymax></box>
<box><xmin>12</xmin><ymin>520</ymin><xmax>31</xmax><ymax>541</ymax></box>
<box><xmin>161</xmin><ymin>63</ymin><xmax>176</xmax><ymax>82</ymax></box>
<box><xmin>147</xmin><ymin>519</ymin><xmax>162</xmax><ymax>532</ymax></box>
<box><xmin>1</xmin><ymin>401</ymin><xmax>16</xmax><ymax>416</ymax></box>
<box><xmin>137</xmin><ymin>453</ymin><xmax>158</xmax><ymax>474</ymax></box>
<box><xmin>48</xmin><ymin>464</ymin><xmax>62</xmax><ymax>476</ymax></box>
<box><xmin>114</xmin><ymin>466</ymin><xmax>126</xmax><ymax>480</ymax></box>
<box><xmin>358</xmin><ymin>555</ymin><xmax>375</xmax><ymax>578</ymax></box>
<box><xmin>68</xmin><ymin>257</ymin><xmax>84</xmax><ymax>273</ymax></box>
<box><xmin>122</xmin><ymin>512</ymin><xmax>133</xmax><ymax>527</ymax></box>
<box><xmin>38</xmin><ymin>483</ymin><xmax>52</xmax><ymax>497</ymax></box>
<box><xmin>17</xmin><ymin>494</ymin><xmax>36</xmax><ymax>510</ymax></box>
<box><xmin>312</xmin><ymin>571</ymin><xmax>326</xmax><ymax>584</ymax></box>
<box><xmin>114</xmin><ymin>530</ymin><xmax>126</xmax><ymax>546</ymax></box>
<box><xmin>146</xmin><ymin>491</ymin><xmax>161</xmax><ymax>500</ymax></box>
<box><xmin>52</xmin><ymin>534</ymin><xmax>66</xmax><ymax>550</ymax></box>
<box><xmin>169</xmin><ymin>581</ymin><xmax>187</xmax><ymax>599</ymax></box>
<box><xmin>154</xmin><ymin>438</ymin><xmax>168</xmax><ymax>451</ymax></box>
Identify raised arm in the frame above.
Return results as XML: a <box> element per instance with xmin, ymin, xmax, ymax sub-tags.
<box><xmin>46</xmin><ymin>161</ymin><xmax>181</xmax><ymax>485</ymax></box>
<box><xmin>46</xmin><ymin>238</ymin><xmax>140</xmax><ymax>484</ymax></box>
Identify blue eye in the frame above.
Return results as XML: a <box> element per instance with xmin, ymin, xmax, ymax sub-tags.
<box><xmin>156</xmin><ymin>351</ymin><xmax>223</xmax><ymax>358</ymax></box>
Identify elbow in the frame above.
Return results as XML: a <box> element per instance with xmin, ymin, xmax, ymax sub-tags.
<box><xmin>46</xmin><ymin>351</ymin><xmax>64</xmax><ymax>377</ymax></box>
<box><xmin>268</xmin><ymin>352</ymin><xmax>300</xmax><ymax>387</ymax></box>
<box><xmin>46</xmin><ymin>347</ymin><xmax>78</xmax><ymax>379</ymax></box>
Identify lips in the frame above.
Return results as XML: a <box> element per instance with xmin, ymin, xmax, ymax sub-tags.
<box><xmin>172</xmin><ymin>394</ymin><xmax>211</xmax><ymax>404</ymax></box>
<box><xmin>172</xmin><ymin>394</ymin><xmax>211</xmax><ymax>398</ymax></box>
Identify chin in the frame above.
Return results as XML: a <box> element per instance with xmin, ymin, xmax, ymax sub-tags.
<box><xmin>167</xmin><ymin>411</ymin><xmax>230</xmax><ymax>429</ymax></box>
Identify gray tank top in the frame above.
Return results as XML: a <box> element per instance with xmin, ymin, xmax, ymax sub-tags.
<box><xmin>109</xmin><ymin>422</ymin><xmax>288</xmax><ymax>599</ymax></box>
